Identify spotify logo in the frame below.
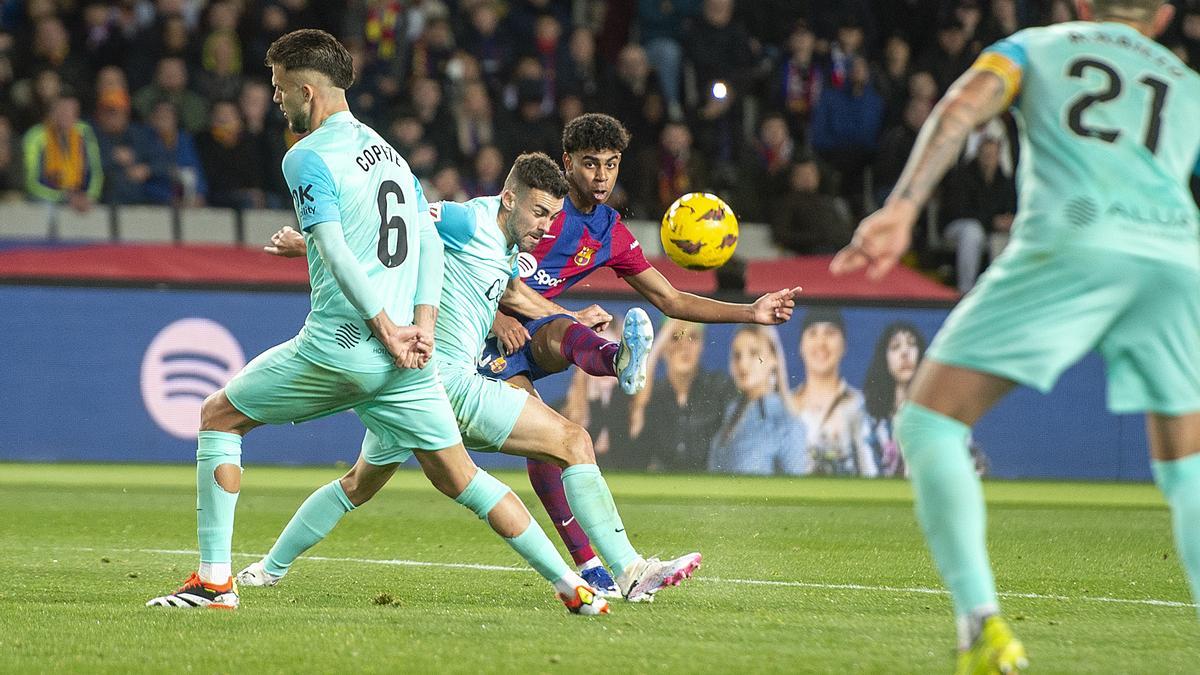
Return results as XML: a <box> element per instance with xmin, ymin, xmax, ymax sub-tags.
<box><xmin>141</xmin><ymin>318</ymin><xmax>245</xmax><ymax>439</ymax></box>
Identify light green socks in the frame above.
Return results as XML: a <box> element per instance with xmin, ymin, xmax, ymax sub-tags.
<box><xmin>1152</xmin><ymin>453</ymin><xmax>1200</xmax><ymax>617</ymax></box>
<box><xmin>560</xmin><ymin>464</ymin><xmax>639</xmax><ymax>577</ymax></box>
<box><xmin>455</xmin><ymin>469</ymin><xmax>574</xmax><ymax>587</ymax></box>
<box><xmin>196</xmin><ymin>431</ymin><xmax>242</xmax><ymax>577</ymax></box>
<box><xmin>895</xmin><ymin>403</ymin><xmax>998</xmax><ymax>629</ymax></box>
<box><xmin>505</xmin><ymin>518</ymin><xmax>574</xmax><ymax>587</ymax></box>
<box><xmin>263</xmin><ymin>480</ymin><xmax>356</xmax><ymax>577</ymax></box>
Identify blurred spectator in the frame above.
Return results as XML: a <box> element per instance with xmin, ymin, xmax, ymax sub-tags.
<box><xmin>939</xmin><ymin>135</ymin><xmax>1017</xmax><ymax>292</ymax></box>
<box><xmin>196</xmin><ymin>100</ymin><xmax>267</xmax><ymax>209</ymax></box>
<box><xmin>409</xmin><ymin>16</ymin><xmax>455</xmax><ymax>80</ymax></box>
<box><xmin>499</xmin><ymin>80</ymin><xmax>559</xmax><ymax>165</ymax></box>
<box><xmin>873</xmin><ymin>97</ymin><xmax>933</xmax><ymax>206</ymax></box>
<box><xmin>809</xmin><ymin>56</ymin><xmax>883</xmax><ymax>214</ymax></box>
<box><xmin>875</xmin><ymin>34</ymin><xmax>913</xmax><ymax>129</ymax></box>
<box><xmin>827</xmin><ymin>15</ymin><xmax>867</xmax><ymax>91</ymax></box>
<box><xmin>683</xmin><ymin>0</ymin><xmax>755</xmax><ymax>162</ymax></box>
<box><xmin>556</xmin><ymin>94</ymin><xmax>585</xmax><ymax>135</ymax></box>
<box><xmin>604</xmin><ymin>44</ymin><xmax>665</xmax><ymax>151</ymax></box>
<box><xmin>507</xmin><ymin>0</ymin><xmax>572</xmax><ymax>46</ymax></box>
<box><xmin>133</xmin><ymin>57</ymin><xmax>209</xmax><ymax>134</ymax></box>
<box><xmin>25</xmin><ymin>17</ymin><xmax>89</xmax><ymax>97</ymax></box>
<box><xmin>709</xmin><ymin>325</ymin><xmax>807</xmax><ymax>476</ymax></box>
<box><xmin>454</xmin><ymin>80</ymin><xmax>497</xmax><ymax>165</ymax></box>
<box><xmin>863</xmin><ymin>321</ymin><xmax>926</xmax><ymax>478</ymax></box>
<box><xmin>560</xmin><ymin>27</ymin><xmax>603</xmax><ymax>109</ymax></box>
<box><xmin>629</xmin><ymin>320</ymin><xmax>735</xmax><ymax>472</ymax></box>
<box><xmin>633</xmin><ymin>120</ymin><xmax>707</xmax><ymax>219</ymax></box>
<box><xmin>735</xmin><ymin>0</ymin><xmax>808</xmax><ymax>47</ymax></box>
<box><xmin>12</xmin><ymin>68</ymin><xmax>64</xmax><ymax>131</ymax></box>
<box><xmin>464</xmin><ymin>144</ymin><xmax>504</xmax><ymax>198</ymax></box>
<box><xmin>0</xmin><ymin>114</ymin><xmax>19</xmax><ymax>198</ymax></box>
<box><xmin>769</xmin><ymin>158</ymin><xmax>853</xmax><ymax>255</ymax></box>
<box><xmin>362</xmin><ymin>0</ymin><xmax>408</xmax><ymax>62</ymax></box>
<box><xmin>462</xmin><ymin>1</ymin><xmax>514</xmax><ymax>92</ymax></box>
<box><xmin>238</xmin><ymin>80</ymin><xmax>287</xmax><ymax>199</ymax></box>
<box><xmin>146</xmin><ymin>99</ymin><xmax>206</xmax><ymax>206</ymax></box>
<box><xmin>22</xmin><ymin>95</ymin><xmax>103</xmax><ymax>210</ymax></box>
<box><xmin>388</xmin><ymin>114</ymin><xmax>425</xmax><ymax>156</ymax></box>
<box><xmin>955</xmin><ymin>0</ymin><xmax>986</xmax><ymax>50</ymax></box>
<box><xmin>636</xmin><ymin>0</ymin><xmax>699</xmax><ymax>117</ymax></box>
<box><xmin>195</xmin><ymin>30</ymin><xmax>244</xmax><ymax>102</ymax></box>
<box><xmin>915</xmin><ymin>19</ymin><xmax>976</xmax><ymax>95</ymax></box>
<box><xmin>978</xmin><ymin>0</ymin><xmax>1020</xmax><ymax>46</ymax></box>
<box><xmin>737</xmin><ymin>113</ymin><xmax>795</xmax><ymax>221</ymax></box>
<box><xmin>430</xmin><ymin>164</ymin><xmax>467</xmax><ymax>203</ymax></box>
<box><xmin>407</xmin><ymin>77</ymin><xmax>455</xmax><ymax>161</ymax></box>
<box><xmin>94</xmin><ymin>88</ymin><xmax>169</xmax><ymax>205</ymax></box>
<box><xmin>527</xmin><ymin>14</ymin><xmax>567</xmax><ymax>110</ymax></box>
<box><xmin>81</xmin><ymin>2</ymin><xmax>129</xmax><ymax>71</ymax></box>
<box><xmin>0</xmin><ymin>32</ymin><xmax>14</xmax><ymax>101</ymax></box>
<box><xmin>773</xmin><ymin>22</ymin><xmax>821</xmax><ymax>142</ymax></box>
<box><xmin>790</xmin><ymin>308</ymin><xmax>876</xmax><ymax>477</ymax></box>
<box><xmin>127</xmin><ymin>14</ymin><xmax>196</xmax><ymax>92</ymax></box>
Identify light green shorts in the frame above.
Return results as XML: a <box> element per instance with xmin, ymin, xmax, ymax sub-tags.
<box><xmin>360</xmin><ymin>363</ymin><xmax>530</xmax><ymax>465</ymax></box>
<box><xmin>929</xmin><ymin>244</ymin><xmax>1200</xmax><ymax>415</ymax></box>
<box><xmin>224</xmin><ymin>337</ymin><xmax>462</xmax><ymax>458</ymax></box>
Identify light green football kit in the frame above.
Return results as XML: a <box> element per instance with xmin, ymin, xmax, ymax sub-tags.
<box><xmin>363</xmin><ymin>196</ymin><xmax>531</xmax><ymax>465</ymax></box>
<box><xmin>225</xmin><ymin>111</ymin><xmax>461</xmax><ymax>451</ymax></box>
<box><xmin>930</xmin><ymin>21</ymin><xmax>1200</xmax><ymax>415</ymax></box>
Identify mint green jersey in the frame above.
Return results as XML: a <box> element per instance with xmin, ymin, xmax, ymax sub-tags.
<box><xmin>281</xmin><ymin>111</ymin><xmax>430</xmax><ymax>372</ymax></box>
<box><xmin>984</xmin><ymin>22</ymin><xmax>1200</xmax><ymax>266</ymax></box>
<box><xmin>427</xmin><ymin>196</ymin><xmax>518</xmax><ymax>372</ymax></box>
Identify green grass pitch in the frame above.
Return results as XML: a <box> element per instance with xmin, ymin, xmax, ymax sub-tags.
<box><xmin>0</xmin><ymin>463</ymin><xmax>1196</xmax><ymax>673</ymax></box>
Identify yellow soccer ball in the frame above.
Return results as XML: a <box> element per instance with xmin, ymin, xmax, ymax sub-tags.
<box><xmin>660</xmin><ymin>192</ymin><xmax>739</xmax><ymax>270</ymax></box>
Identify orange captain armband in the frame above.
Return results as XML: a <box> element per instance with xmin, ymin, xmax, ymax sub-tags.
<box><xmin>972</xmin><ymin>52</ymin><xmax>1023</xmax><ymax>107</ymax></box>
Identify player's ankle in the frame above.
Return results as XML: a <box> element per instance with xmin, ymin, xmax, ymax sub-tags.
<box><xmin>578</xmin><ymin>556</ymin><xmax>603</xmax><ymax>572</ymax></box>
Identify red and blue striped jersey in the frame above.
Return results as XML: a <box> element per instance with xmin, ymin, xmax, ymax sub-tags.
<box><xmin>515</xmin><ymin>198</ymin><xmax>651</xmax><ymax>299</ymax></box>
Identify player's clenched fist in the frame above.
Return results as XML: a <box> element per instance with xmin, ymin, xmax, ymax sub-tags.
<box><xmin>573</xmin><ymin>304</ymin><xmax>612</xmax><ymax>332</ymax></box>
<box><xmin>264</xmin><ymin>226</ymin><xmax>306</xmax><ymax>258</ymax></box>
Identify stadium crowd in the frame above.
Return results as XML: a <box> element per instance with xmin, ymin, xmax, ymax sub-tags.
<box><xmin>2</xmin><ymin>0</ymin><xmax>1200</xmax><ymax>290</ymax></box>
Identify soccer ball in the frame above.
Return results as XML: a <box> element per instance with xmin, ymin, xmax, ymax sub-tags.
<box><xmin>660</xmin><ymin>192</ymin><xmax>739</xmax><ymax>270</ymax></box>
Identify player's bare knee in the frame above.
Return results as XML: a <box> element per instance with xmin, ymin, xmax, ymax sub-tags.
<box><xmin>214</xmin><ymin>463</ymin><xmax>240</xmax><ymax>493</ymax></box>
<box><xmin>560</xmin><ymin>422</ymin><xmax>596</xmax><ymax>466</ymax></box>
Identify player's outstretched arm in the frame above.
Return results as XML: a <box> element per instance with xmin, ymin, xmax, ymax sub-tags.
<box><xmin>831</xmin><ymin>66</ymin><xmax>1011</xmax><ymax>280</ymax></box>
<box><xmin>624</xmin><ymin>267</ymin><xmax>801</xmax><ymax>325</ymax></box>
<box><xmin>499</xmin><ymin>277</ymin><xmax>614</xmax><ymax>328</ymax></box>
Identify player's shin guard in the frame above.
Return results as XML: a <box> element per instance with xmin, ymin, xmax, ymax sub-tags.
<box><xmin>196</xmin><ymin>431</ymin><xmax>242</xmax><ymax>584</ymax></box>
<box><xmin>1152</xmin><ymin>453</ymin><xmax>1200</xmax><ymax>617</ymax></box>
<box><xmin>263</xmin><ymin>479</ymin><xmax>355</xmax><ymax>577</ymax></box>
<box><xmin>895</xmin><ymin>403</ymin><xmax>999</xmax><ymax>642</ymax></box>
<box><xmin>560</xmin><ymin>464</ymin><xmax>639</xmax><ymax>578</ymax></box>
<box><xmin>560</xmin><ymin>323</ymin><xmax>619</xmax><ymax>378</ymax></box>
<box><xmin>527</xmin><ymin>459</ymin><xmax>598</xmax><ymax>565</ymax></box>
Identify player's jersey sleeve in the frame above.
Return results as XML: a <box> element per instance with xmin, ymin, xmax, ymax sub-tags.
<box><xmin>431</xmin><ymin>200</ymin><xmax>478</xmax><ymax>251</ymax></box>
<box><xmin>607</xmin><ymin>218</ymin><xmax>652</xmax><ymax>277</ymax></box>
<box><xmin>282</xmin><ymin>148</ymin><xmax>341</xmax><ymax>231</ymax></box>
<box><xmin>977</xmin><ymin>29</ymin><xmax>1031</xmax><ymax>107</ymax></box>
<box><xmin>414</xmin><ymin>176</ymin><xmax>444</xmax><ymax>307</ymax></box>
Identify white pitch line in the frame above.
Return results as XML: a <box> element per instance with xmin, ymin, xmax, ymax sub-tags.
<box><xmin>76</xmin><ymin>547</ymin><xmax>1197</xmax><ymax>610</ymax></box>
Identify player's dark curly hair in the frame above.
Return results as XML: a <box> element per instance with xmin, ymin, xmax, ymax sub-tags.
<box><xmin>507</xmin><ymin>152</ymin><xmax>570</xmax><ymax>198</ymax></box>
<box><xmin>562</xmin><ymin>113</ymin><xmax>631</xmax><ymax>154</ymax></box>
<box><xmin>265</xmin><ymin>29</ymin><xmax>354</xmax><ymax>89</ymax></box>
<box><xmin>862</xmin><ymin>321</ymin><xmax>927</xmax><ymax>421</ymax></box>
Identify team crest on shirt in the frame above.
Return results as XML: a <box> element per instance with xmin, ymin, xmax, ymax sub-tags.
<box><xmin>489</xmin><ymin>356</ymin><xmax>508</xmax><ymax>373</ymax></box>
<box><xmin>573</xmin><ymin>246</ymin><xmax>596</xmax><ymax>266</ymax></box>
